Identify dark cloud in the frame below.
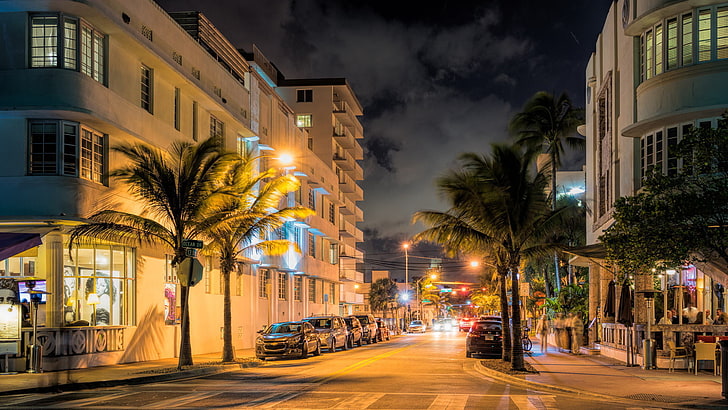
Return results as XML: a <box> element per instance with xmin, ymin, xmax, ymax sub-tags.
<box><xmin>155</xmin><ymin>0</ymin><xmax>613</xmax><ymax>239</ymax></box>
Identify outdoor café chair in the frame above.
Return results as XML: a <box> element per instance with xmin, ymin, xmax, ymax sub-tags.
<box><xmin>667</xmin><ymin>340</ymin><xmax>691</xmax><ymax>372</ymax></box>
<box><xmin>694</xmin><ymin>342</ymin><xmax>718</xmax><ymax>375</ymax></box>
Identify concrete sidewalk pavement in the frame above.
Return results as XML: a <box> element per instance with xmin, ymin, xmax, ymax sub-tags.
<box><xmin>476</xmin><ymin>338</ymin><xmax>727</xmax><ymax>408</ymax></box>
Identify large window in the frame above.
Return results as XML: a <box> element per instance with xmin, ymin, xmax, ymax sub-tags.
<box><xmin>28</xmin><ymin>120</ymin><xmax>107</xmax><ymax>184</ymax></box>
<box><xmin>641</xmin><ymin>5</ymin><xmax>728</xmax><ymax>83</ymax></box>
<box><xmin>308</xmin><ymin>278</ymin><xmax>316</xmax><ymax>303</ymax></box>
<box><xmin>210</xmin><ymin>115</ymin><xmax>224</xmax><ymax>138</ymax></box>
<box><xmin>259</xmin><ymin>269</ymin><xmax>270</xmax><ymax>299</ymax></box>
<box><xmin>63</xmin><ymin>244</ymin><xmax>135</xmax><ymax>326</ymax></box>
<box><xmin>278</xmin><ymin>272</ymin><xmax>287</xmax><ymax>300</ymax></box>
<box><xmin>296</xmin><ymin>114</ymin><xmax>312</xmax><ymax>128</ymax></box>
<box><xmin>294</xmin><ymin>276</ymin><xmax>303</xmax><ymax>301</ymax></box>
<box><xmin>30</xmin><ymin>14</ymin><xmax>106</xmax><ymax>84</ymax></box>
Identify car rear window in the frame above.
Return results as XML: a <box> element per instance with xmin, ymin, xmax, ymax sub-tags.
<box><xmin>357</xmin><ymin>316</ymin><xmax>371</xmax><ymax>324</ymax></box>
<box><xmin>268</xmin><ymin>323</ymin><xmax>301</xmax><ymax>333</ymax></box>
<box><xmin>472</xmin><ymin>322</ymin><xmax>501</xmax><ymax>332</ymax></box>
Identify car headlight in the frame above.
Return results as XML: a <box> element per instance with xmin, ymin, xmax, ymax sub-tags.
<box><xmin>256</xmin><ymin>337</ymin><xmax>264</xmax><ymax>345</ymax></box>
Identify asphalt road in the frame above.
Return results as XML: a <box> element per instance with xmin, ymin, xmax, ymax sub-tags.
<box><xmin>1</xmin><ymin>331</ymin><xmax>663</xmax><ymax>409</ymax></box>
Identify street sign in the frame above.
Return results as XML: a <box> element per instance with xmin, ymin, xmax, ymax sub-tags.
<box><xmin>181</xmin><ymin>239</ymin><xmax>203</xmax><ymax>249</ymax></box>
<box><xmin>177</xmin><ymin>257</ymin><xmax>204</xmax><ymax>287</ymax></box>
<box><xmin>184</xmin><ymin>248</ymin><xmax>198</xmax><ymax>257</ymax></box>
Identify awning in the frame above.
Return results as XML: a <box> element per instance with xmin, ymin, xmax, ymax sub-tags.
<box><xmin>564</xmin><ymin>243</ymin><xmax>608</xmax><ymax>267</ymax></box>
<box><xmin>0</xmin><ymin>233</ymin><xmax>43</xmax><ymax>261</ymax></box>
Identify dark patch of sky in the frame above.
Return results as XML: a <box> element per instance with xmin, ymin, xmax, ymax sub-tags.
<box><xmin>155</xmin><ymin>0</ymin><xmax>613</xmax><ymax>248</ymax></box>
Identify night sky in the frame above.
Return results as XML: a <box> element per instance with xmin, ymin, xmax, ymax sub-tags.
<box><xmin>154</xmin><ymin>0</ymin><xmax>614</xmax><ymax>277</ymax></box>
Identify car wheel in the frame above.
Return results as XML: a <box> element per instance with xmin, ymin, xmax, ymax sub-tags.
<box><xmin>313</xmin><ymin>341</ymin><xmax>322</xmax><ymax>356</ymax></box>
<box><xmin>372</xmin><ymin>334</ymin><xmax>378</xmax><ymax>343</ymax></box>
<box><xmin>466</xmin><ymin>351</ymin><xmax>472</xmax><ymax>358</ymax></box>
<box><xmin>356</xmin><ymin>336</ymin><xmax>362</xmax><ymax>347</ymax></box>
<box><xmin>299</xmin><ymin>343</ymin><xmax>309</xmax><ymax>359</ymax></box>
<box><xmin>329</xmin><ymin>338</ymin><xmax>336</xmax><ymax>353</ymax></box>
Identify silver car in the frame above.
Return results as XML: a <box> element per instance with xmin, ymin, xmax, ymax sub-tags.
<box><xmin>302</xmin><ymin>316</ymin><xmax>349</xmax><ymax>353</ymax></box>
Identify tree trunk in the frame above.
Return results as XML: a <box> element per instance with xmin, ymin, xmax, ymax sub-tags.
<box><xmin>221</xmin><ymin>260</ymin><xmax>234</xmax><ymax>362</ymax></box>
<box><xmin>551</xmin><ymin>152</ymin><xmax>561</xmax><ymax>291</ymax></box>
<box><xmin>499</xmin><ymin>271</ymin><xmax>511</xmax><ymax>362</ymax></box>
<box><xmin>511</xmin><ymin>265</ymin><xmax>525</xmax><ymax>371</ymax></box>
<box><xmin>177</xmin><ymin>284</ymin><xmax>193</xmax><ymax>369</ymax></box>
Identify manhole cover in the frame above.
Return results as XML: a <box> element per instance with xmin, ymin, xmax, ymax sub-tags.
<box><xmin>624</xmin><ymin>393</ymin><xmax>700</xmax><ymax>403</ymax></box>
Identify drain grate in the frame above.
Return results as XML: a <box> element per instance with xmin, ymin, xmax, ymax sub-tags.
<box><xmin>624</xmin><ymin>393</ymin><xmax>701</xmax><ymax>403</ymax></box>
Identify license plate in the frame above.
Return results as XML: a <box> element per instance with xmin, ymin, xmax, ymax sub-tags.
<box><xmin>484</xmin><ymin>335</ymin><xmax>494</xmax><ymax>341</ymax></box>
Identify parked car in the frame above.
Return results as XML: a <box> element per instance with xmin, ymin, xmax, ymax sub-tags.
<box><xmin>479</xmin><ymin>315</ymin><xmax>502</xmax><ymax>322</ymax></box>
<box><xmin>375</xmin><ymin>319</ymin><xmax>391</xmax><ymax>341</ymax></box>
<box><xmin>433</xmin><ymin>318</ymin><xmax>457</xmax><ymax>331</ymax></box>
<box><xmin>459</xmin><ymin>316</ymin><xmax>476</xmax><ymax>332</ymax></box>
<box><xmin>255</xmin><ymin>321</ymin><xmax>321</xmax><ymax>360</ymax></box>
<box><xmin>408</xmin><ymin>319</ymin><xmax>426</xmax><ymax>333</ymax></box>
<box><xmin>354</xmin><ymin>314</ymin><xmax>378</xmax><ymax>344</ymax></box>
<box><xmin>302</xmin><ymin>316</ymin><xmax>349</xmax><ymax>353</ymax></box>
<box><xmin>466</xmin><ymin>320</ymin><xmax>502</xmax><ymax>358</ymax></box>
<box><xmin>344</xmin><ymin>315</ymin><xmax>364</xmax><ymax>347</ymax></box>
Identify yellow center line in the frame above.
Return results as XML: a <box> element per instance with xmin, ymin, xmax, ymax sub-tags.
<box><xmin>314</xmin><ymin>343</ymin><xmax>423</xmax><ymax>384</ymax></box>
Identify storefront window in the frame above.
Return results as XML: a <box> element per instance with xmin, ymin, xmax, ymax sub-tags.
<box><xmin>63</xmin><ymin>244</ymin><xmax>135</xmax><ymax>326</ymax></box>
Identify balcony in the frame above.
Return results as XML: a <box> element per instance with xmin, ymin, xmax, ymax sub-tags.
<box><xmin>333</xmin><ymin>126</ymin><xmax>356</xmax><ymax>149</ymax></box>
<box><xmin>333</xmin><ymin>151</ymin><xmax>355</xmax><ymax>171</ymax></box>
<box><xmin>338</xmin><ymin>173</ymin><xmax>363</xmax><ymax>201</ymax></box>
<box><xmin>340</xmin><ymin>219</ymin><xmax>363</xmax><ymax>242</ymax></box>
<box><xmin>333</xmin><ymin>99</ymin><xmax>358</xmax><ymax>127</ymax></box>
<box><xmin>339</xmin><ymin>195</ymin><xmax>355</xmax><ymax>215</ymax></box>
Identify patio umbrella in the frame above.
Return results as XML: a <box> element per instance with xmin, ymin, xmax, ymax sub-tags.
<box><xmin>603</xmin><ymin>280</ymin><xmax>616</xmax><ymax>317</ymax></box>
<box><xmin>617</xmin><ymin>281</ymin><xmax>633</xmax><ymax>327</ymax></box>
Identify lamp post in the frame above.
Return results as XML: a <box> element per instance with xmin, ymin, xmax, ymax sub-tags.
<box><xmin>403</xmin><ymin>243</ymin><xmax>409</xmax><ymax>322</ymax></box>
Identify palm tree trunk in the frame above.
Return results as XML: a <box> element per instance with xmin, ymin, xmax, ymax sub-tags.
<box><xmin>499</xmin><ymin>271</ymin><xmax>511</xmax><ymax>362</ymax></box>
<box><xmin>510</xmin><ymin>265</ymin><xmax>525</xmax><ymax>371</ymax></box>
<box><xmin>221</xmin><ymin>264</ymin><xmax>234</xmax><ymax>362</ymax></box>
<box><xmin>177</xmin><ymin>284</ymin><xmax>193</xmax><ymax>369</ymax></box>
<box><xmin>551</xmin><ymin>153</ymin><xmax>561</xmax><ymax>291</ymax></box>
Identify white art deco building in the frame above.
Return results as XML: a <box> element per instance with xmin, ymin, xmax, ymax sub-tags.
<box><xmin>0</xmin><ymin>0</ymin><xmax>365</xmax><ymax>370</ymax></box>
<box><xmin>583</xmin><ymin>0</ymin><xmax>728</xmax><ymax>365</ymax></box>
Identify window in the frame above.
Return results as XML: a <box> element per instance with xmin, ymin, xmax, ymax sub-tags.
<box><xmin>308</xmin><ymin>232</ymin><xmax>316</xmax><ymax>257</ymax></box>
<box><xmin>210</xmin><ymin>115</ymin><xmax>224</xmax><ymax>138</ymax></box>
<box><xmin>28</xmin><ymin>120</ymin><xmax>106</xmax><ymax>184</ymax></box>
<box><xmin>308</xmin><ymin>189</ymin><xmax>316</xmax><ymax>210</ymax></box>
<box><xmin>596</xmin><ymin>75</ymin><xmax>612</xmax><ymax>218</ymax></box>
<box><xmin>667</xmin><ymin>18</ymin><xmax>678</xmax><ymax>70</ymax></box>
<box><xmin>64</xmin><ymin>244</ymin><xmax>136</xmax><ymax>326</ymax></box>
<box><xmin>174</xmin><ymin>88</ymin><xmax>181</xmax><ymax>131</ymax></box>
<box><xmin>698</xmin><ymin>8</ymin><xmax>712</xmax><ymax>62</ymax></box>
<box><xmin>308</xmin><ymin>278</ymin><xmax>316</xmax><ymax>302</ymax></box>
<box><xmin>330</xmin><ymin>282</ymin><xmax>336</xmax><ymax>304</ymax></box>
<box><xmin>297</xmin><ymin>89</ymin><xmax>313</xmax><ymax>102</ymax></box>
<box><xmin>655</xmin><ymin>24</ymin><xmax>663</xmax><ymax>75</ymax></box>
<box><xmin>640</xmin><ymin>120</ymin><xmax>719</xmax><ymax>179</ymax></box>
<box><xmin>259</xmin><ymin>270</ymin><xmax>270</xmax><ymax>298</ymax></box>
<box><xmin>30</xmin><ymin>14</ymin><xmax>106</xmax><ymax>84</ymax></box>
<box><xmin>296</xmin><ymin>114</ymin><xmax>312</xmax><ymax>128</ymax></box>
<box><xmin>278</xmin><ymin>272</ymin><xmax>287</xmax><ymax>300</ymax></box>
<box><xmin>140</xmin><ymin>65</ymin><xmax>152</xmax><ymax>113</ymax></box>
<box><xmin>294</xmin><ymin>276</ymin><xmax>303</xmax><ymax>301</ymax></box>
<box><xmin>682</xmin><ymin>13</ymin><xmax>694</xmax><ymax>66</ymax></box>
<box><xmin>718</xmin><ymin>6</ymin><xmax>728</xmax><ymax>59</ymax></box>
<box><xmin>192</xmin><ymin>101</ymin><xmax>199</xmax><ymax>141</ymax></box>
<box><xmin>329</xmin><ymin>202</ymin><xmax>336</xmax><ymax>224</ymax></box>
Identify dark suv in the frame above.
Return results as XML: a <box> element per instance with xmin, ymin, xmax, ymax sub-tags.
<box><xmin>466</xmin><ymin>320</ymin><xmax>502</xmax><ymax>358</ymax></box>
<box><xmin>255</xmin><ymin>321</ymin><xmax>321</xmax><ymax>360</ymax></box>
<box><xmin>354</xmin><ymin>314</ymin><xmax>378</xmax><ymax>344</ymax></box>
<box><xmin>344</xmin><ymin>316</ymin><xmax>364</xmax><ymax>347</ymax></box>
<box><xmin>302</xmin><ymin>315</ymin><xmax>349</xmax><ymax>353</ymax></box>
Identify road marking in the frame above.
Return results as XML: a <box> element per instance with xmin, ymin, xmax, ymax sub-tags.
<box><xmin>427</xmin><ymin>394</ymin><xmax>469</xmax><ymax>409</ymax></box>
<box><xmin>313</xmin><ymin>344</ymin><xmax>418</xmax><ymax>385</ymax></box>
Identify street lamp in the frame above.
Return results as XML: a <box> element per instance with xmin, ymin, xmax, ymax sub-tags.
<box><xmin>403</xmin><ymin>243</ymin><xmax>409</xmax><ymax>322</ymax></box>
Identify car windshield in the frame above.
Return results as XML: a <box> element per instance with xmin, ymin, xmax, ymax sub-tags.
<box><xmin>357</xmin><ymin>316</ymin><xmax>370</xmax><ymax>324</ymax></box>
<box><xmin>411</xmin><ymin>320</ymin><xmax>423</xmax><ymax>325</ymax></box>
<box><xmin>306</xmin><ymin>318</ymin><xmax>331</xmax><ymax>329</ymax></box>
<box><xmin>344</xmin><ymin>318</ymin><xmax>356</xmax><ymax>326</ymax></box>
<box><xmin>267</xmin><ymin>323</ymin><xmax>302</xmax><ymax>334</ymax></box>
<box><xmin>471</xmin><ymin>322</ymin><xmax>501</xmax><ymax>332</ymax></box>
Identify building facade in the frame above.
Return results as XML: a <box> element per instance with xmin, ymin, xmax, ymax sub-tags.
<box><xmin>0</xmin><ymin>0</ymin><xmax>364</xmax><ymax>371</ymax></box>
<box><xmin>584</xmin><ymin>0</ymin><xmax>728</xmax><ymax>364</ymax></box>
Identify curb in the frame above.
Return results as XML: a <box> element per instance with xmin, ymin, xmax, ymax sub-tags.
<box><xmin>471</xmin><ymin>360</ymin><xmax>720</xmax><ymax>409</ymax></box>
<box><xmin>0</xmin><ymin>362</ymin><xmax>260</xmax><ymax>396</ymax></box>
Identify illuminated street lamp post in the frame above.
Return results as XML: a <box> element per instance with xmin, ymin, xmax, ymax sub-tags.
<box><xmin>403</xmin><ymin>243</ymin><xmax>409</xmax><ymax>322</ymax></box>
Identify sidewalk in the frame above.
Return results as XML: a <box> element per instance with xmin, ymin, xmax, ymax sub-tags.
<box><xmin>0</xmin><ymin>348</ymin><xmax>259</xmax><ymax>396</ymax></box>
<box><xmin>475</xmin><ymin>338</ymin><xmax>727</xmax><ymax>408</ymax></box>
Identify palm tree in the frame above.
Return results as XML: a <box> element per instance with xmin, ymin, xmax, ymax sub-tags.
<box><xmin>69</xmin><ymin>135</ymin><xmax>235</xmax><ymax>369</ymax></box>
<box><xmin>199</xmin><ymin>152</ymin><xmax>313</xmax><ymax>362</ymax></box>
<box><xmin>509</xmin><ymin>91</ymin><xmax>584</xmax><ymax>290</ymax></box>
<box><xmin>370</xmin><ymin>278</ymin><xmax>398</xmax><ymax>318</ymax></box>
<box><xmin>414</xmin><ymin>144</ymin><xmax>565</xmax><ymax>370</ymax></box>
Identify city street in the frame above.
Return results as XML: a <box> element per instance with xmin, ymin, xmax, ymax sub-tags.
<box><xmin>0</xmin><ymin>331</ymin><xmax>663</xmax><ymax>409</ymax></box>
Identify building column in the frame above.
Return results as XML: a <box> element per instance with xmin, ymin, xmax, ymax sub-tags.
<box><xmin>45</xmin><ymin>233</ymin><xmax>64</xmax><ymax>328</ymax></box>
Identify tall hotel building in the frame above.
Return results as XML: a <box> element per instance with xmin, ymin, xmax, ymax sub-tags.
<box><xmin>0</xmin><ymin>0</ymin><xmax>364</xmax><ymax>370</ymax></box>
